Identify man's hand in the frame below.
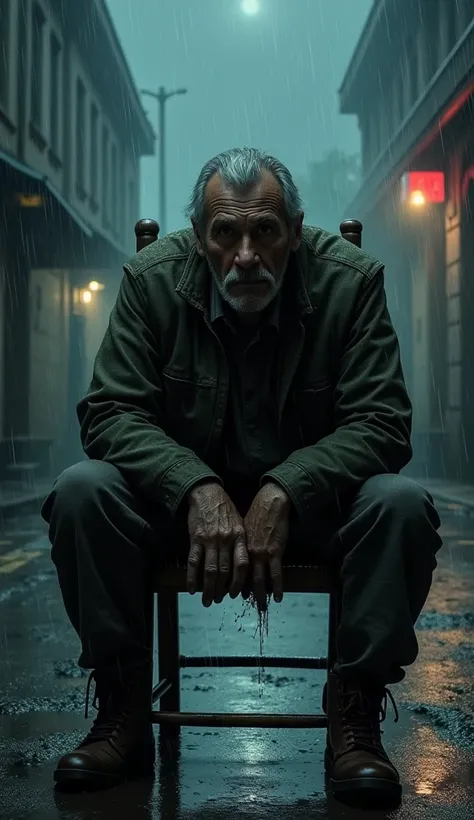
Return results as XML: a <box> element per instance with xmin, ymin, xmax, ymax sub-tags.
<box><xmin>187</xmin><ymin>482</ymin><xmax>249</xmax><ymax>607</ymax></box>
<box><xmin>244</xmin><ymin>482</ymin><xmax>291</xmax><ymax>609</ymax></box>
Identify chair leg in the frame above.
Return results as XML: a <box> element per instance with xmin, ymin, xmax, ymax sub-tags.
<box><xmin>157</xmin><ymin>591</ymin><xmax>180</xmax><ymax>729</ymax></box>
<box><xmin>327</xmin><ymin>586</ymin><xmax>340</xmax><ymax>672</ymax></box>
<box><xmin>322</xmin><ymin>586</ymin><xmax>340</xmax><ymax>721</ymax></box>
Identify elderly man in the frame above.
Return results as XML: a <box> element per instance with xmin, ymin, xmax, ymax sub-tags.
<box><xmin>42</xmin><ymin>147</ymin><xmax>441</xmax><ymax>804</ymax></box>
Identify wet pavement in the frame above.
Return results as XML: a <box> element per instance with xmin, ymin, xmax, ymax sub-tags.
<box><xmin>0</xmin><ymin>502</ymin><xmax>474</xmax><ymax>819</ymax></box>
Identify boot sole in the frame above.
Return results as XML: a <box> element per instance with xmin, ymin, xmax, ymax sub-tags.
<box><xmin>324</xmin><ymin>747</ymin><xmax>402</xmax><ymax>807</ymax></box>
<box><xmin>54</xmin><ymin>754</ymin><xmax>155</xmax><ymax>792</ymax></box>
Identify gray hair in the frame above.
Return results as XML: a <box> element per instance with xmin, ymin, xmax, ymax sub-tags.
<box><xmin>185</xmin><ymin>147</ymin><xmax>303</xmax><ymax>227</ymax></box>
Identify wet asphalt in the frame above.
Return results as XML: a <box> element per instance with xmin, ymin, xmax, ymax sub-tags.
<box><xmin>0</xmin><ymin>501</ymin><xmax>473</xmax><ymax>819</ymax></box>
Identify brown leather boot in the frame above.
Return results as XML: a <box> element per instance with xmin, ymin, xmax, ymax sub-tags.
<box><xmin>54</xmin><ymin>664</ymin><xmax>155</xmax><ymax>791</ymax></box>
<box><xmin>323</xmin><ymin>671</ymin><xmax>402</xmax><ymax>807</ymax></box>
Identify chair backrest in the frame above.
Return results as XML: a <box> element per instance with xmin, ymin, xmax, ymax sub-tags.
<box><xmin>133</xmin><ymin>218</ymin><xmax>363</xmax><ymax>254</ymax></box>
<box><xmin>135</xmin><ymin>218</ymin><xmax>160</xmax><ymax>253</ymax></box>
<box><xmin>339</xmin><ymin>219</ymin><xmax>363</xmax><ymax>248</ymax></box>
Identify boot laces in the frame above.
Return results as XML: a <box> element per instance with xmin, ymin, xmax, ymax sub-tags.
<box><xmin>82</xmin><ymin>671</ymin><xmax>130</xmax><ymax>744</ymax></box>
<box><xmin>341</xmin><ymin>685</ymin><xmax>399</xmax><ymax>755</ymax></box>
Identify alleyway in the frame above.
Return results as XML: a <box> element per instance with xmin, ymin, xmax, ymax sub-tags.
<box><xmin>0</xmin><ymin>503</ymin><xmax>473</xmax><ymax>819</ymax></box>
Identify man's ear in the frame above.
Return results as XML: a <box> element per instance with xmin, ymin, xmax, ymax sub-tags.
<box><xmin>192</xmin><ymin>218</ymin><xmax>205</xmax><ymax>257</ymax></box>
<box><xmin>291</xmin><ymin>212</ymin><xmax>304</xmax><ymax>251</ymax></box>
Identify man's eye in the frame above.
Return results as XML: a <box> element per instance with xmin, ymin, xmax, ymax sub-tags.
<box><xmin>217</xmin><ymin>226</ymin><xmax>234</xmax><ymax>237</ymax></box>
<box><xmin>259</xmin><ymin>224</ymin><xmax>274</xmax><ymax>235</ymax></box>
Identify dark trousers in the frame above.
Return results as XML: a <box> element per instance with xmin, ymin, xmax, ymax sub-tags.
<box><xmin>41</xmin><ymin>460</ymin><xmax>442</xmax><ymax>685</ymax></box>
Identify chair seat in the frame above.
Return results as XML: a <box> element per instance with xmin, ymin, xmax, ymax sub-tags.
<box><xmin>153</xmin><ymin>562</ymin><xmax>334</xmax><ymax>593</ymax></box>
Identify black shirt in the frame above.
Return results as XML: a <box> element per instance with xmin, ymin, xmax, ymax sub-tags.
<box><xmin>209</xmin><ymin>279</ymin><xmax>283</xmax><ymax>508</ymax></box>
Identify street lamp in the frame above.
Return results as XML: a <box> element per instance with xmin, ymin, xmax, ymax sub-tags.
<box><xmin>141</xmin><ymin>86</ymin><xmax>188</xmax><ymax>236</ymax></box>
<box><xmin>241</xmin><ymin>0</ymin><xmax>260</xmax><ymax>13</ymax></box>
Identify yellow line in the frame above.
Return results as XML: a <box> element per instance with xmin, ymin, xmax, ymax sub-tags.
<box><xmin>0</xmin><ymin>549</ymin><xmax>24</xmax><ymax>562</ymax></box>
<box><xmin>0</xmin><ymin>549</ymin><xmax>41</xmax><ymax>574</ymax></box>
<box><xmin>0</xmin><ymin>559</ymin><xmax>29</xmax><ymax>574</ymax></box>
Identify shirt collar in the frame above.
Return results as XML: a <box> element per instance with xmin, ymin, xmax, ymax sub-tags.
<box><xmin>209</xmin><ymin>275</ymin><xmax>281</xmax><ymax>331</ymax></box>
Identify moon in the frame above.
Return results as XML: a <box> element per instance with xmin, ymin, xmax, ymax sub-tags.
<box><xmin>241</xmin><ymin>0</ymin><xmax>260</xmax><ymax>15</ymax></box>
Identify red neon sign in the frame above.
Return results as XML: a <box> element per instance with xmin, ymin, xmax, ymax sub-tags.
<box><xmin>401</xmin><ymin>171</ymin><xmax>445</xmax><ymax>203</ymax></box>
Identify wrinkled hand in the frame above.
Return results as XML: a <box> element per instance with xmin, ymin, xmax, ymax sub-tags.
<box><xmin>243</xmin><ymin>482</ymin><xmax>291</xmax><ymax>609</ymax></box>
<box><xmin>187</xmin><ymin>482</ymin><xmax>249</xmax><ymax>607</ymax></box>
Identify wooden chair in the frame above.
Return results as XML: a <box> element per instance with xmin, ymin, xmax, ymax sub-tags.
<box><xmin>134</xmin><ymin>216</ymin><xmax>363</xmax><ymax>734</ymax></box>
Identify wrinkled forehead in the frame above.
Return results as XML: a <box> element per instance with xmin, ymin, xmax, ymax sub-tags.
<box><xmin>204</xmin><ymin>169</ymin><xmax>285</xmax><ymax>221</ymax></box>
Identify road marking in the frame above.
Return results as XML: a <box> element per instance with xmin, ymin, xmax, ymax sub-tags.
<box><xmin>0</xmin><ymin>540</ymin><xmax>13</xmax><ymax>546</ymax></box>
<box><xmin>0</xmin><ymin>549</ymin><xmax>42</xmax><ymax>574</ymax></box>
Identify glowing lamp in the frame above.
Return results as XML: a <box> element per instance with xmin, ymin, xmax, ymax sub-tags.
<box><xmin>241</xmin><ymin>0</ymin><xmax>260</xmax><ymax>14</ymax></box>
<box><xmin>401</xmin><ymin>171</ymin><xmax>445</xmax><ymax>205</ymax></box>
<box><xmin>410</xmin><ymin>190</ymin><xmax>426</xmax><ymax>207</ymax></box>
<box><xmin>15</xmin><ymin>193</ymin><xmax>44</xmax><ymax>207</ymax></box>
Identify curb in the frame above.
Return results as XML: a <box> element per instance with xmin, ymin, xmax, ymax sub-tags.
<box><xmin>430</xmin><ymin>494</ymin><xmax>474</xmax><ymax>518</ymax></box>
<box><xmin>0</xmin><ymin>493</ymin><xmax>46</xmax><ymax>518</ymax></box>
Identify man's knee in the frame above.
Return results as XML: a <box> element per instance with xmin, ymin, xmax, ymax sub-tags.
<box><xmin>358</xmin><ymin>473</ymin><xmax>440</xmax><ymax>527</ymax></box>
<box><xmin>41</xmin><ymin>460</ymin><xmax>122</xmax><ymax>523</ymax></box>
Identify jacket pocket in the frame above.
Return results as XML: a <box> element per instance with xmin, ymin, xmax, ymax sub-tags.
<box><xmin>162</xmin><ymin>370</ymin><xmax>218</xmax><ymax>456</ymax></box>
<box><xmin>294</xmin><ymin>380</ymin><xmax>335</xmax><ymax>445</ymax></box>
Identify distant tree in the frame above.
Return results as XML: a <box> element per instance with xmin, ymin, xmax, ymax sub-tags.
<box><xmin>296</xmin><ymin>150</ymin><xmax>361</xmax><ymax>233</ymax></box>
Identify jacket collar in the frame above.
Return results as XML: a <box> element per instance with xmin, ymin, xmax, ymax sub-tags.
<box><xmin>175</xmin><ymin>239</ymin><xmax>314</xmax><ymax>318</ymax></box>
<box><xmin>209</xmin><ymin>275</ymin><xmax>281</xmax><ymax>330</ymax></box>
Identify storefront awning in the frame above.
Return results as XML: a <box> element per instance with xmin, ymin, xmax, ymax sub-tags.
<box><xmin>0</xmin><ymin>148</ymin><xmax>93</xmax><ymax>238</ymax></box>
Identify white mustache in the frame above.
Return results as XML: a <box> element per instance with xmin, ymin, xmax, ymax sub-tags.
<box><xmin>223</xmin><ymin>268</ymin><xmax>274</xmax><ymax>286</ymax></box>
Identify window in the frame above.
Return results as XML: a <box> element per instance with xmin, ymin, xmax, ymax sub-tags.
<box><xmin>101</xmin><ymin>125</ymin><xmax>109</xmax><ymax>224</ymax></box>
<box><xmin>0</xmin><ymin>0</ymin><xmax>10</xmax><ymax>108</ymax></box>
<box><xmin>75</xmin><ymin>78</ymin><xmax>86</xmax><ymax>194</ymax></box>
<box><xmin>89</xmin><ymin>104</ymin><xmax>98</xmax><ymax>203</ymax></box>
<box><xmin>31</xmin><ymin>3</ymin><xmax>46</xmax><ymax>129</ymax></box>
<box><xmin>49</xmin><ymin>34</ymin><xmax>61</xmax><ymax>155</ymax></box>
<box><xmin>111</xmin><ymin>143</ymin><xmax>118</xmax><ymax>229</ymax></box>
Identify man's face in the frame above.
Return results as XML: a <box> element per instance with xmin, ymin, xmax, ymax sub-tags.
<box><xmin>193</xmin><ymin>170</ymin><xmax>304</xmax><ymax>314</ymax></box>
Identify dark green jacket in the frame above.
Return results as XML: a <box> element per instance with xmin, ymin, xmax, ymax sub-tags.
<box><xmin>77</xmin><ymin>226</ymin><xmax>413</xmax><ymax>518</ymax></box>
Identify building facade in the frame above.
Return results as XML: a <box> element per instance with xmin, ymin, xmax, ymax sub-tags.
<box><xmin>339</xmin><ymin>0</ymin><xmax>474</xmax><ymax>481</ymax></box>
<box><xmin>0</xmin><ymin>0</ymin><xmax>154</xmax><ymax>475</ymax></box>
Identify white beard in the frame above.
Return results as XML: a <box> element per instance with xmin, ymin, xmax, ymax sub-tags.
<box><xmin>207</xmin><ymin>248</ymin><xmax>290</xmax><ymax>314</ymax></box>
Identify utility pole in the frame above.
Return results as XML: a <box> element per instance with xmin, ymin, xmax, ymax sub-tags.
<box><xmin>141</xmin><ymin>86</ymin><xmax>188</xmax><ymax>236</ymax></box>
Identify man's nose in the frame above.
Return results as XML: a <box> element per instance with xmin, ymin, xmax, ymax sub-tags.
<box><xmin>234</xmin><ymin>238</ymin><xmax>259</xmax><ymax>269</ymax></box>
